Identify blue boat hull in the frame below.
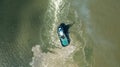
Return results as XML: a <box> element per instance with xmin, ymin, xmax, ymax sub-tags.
<box><xmin>57</xmin><ymin>23</ymin><xmax>69</xmax><ymax>47</ymax></box>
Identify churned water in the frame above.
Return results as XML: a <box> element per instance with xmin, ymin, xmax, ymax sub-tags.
<box><xmin>0</xmin><ymin>0</ymin><xmax>120</xmax><ymax>67</ymax></box>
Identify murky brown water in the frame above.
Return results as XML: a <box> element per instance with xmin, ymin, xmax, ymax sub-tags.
<box><xmin>89</xmin><ymin>0</ymin><xmax>120</xmax><ymax>67</ymax></box>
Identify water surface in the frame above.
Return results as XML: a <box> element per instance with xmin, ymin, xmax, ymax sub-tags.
<box><xmin>0</xmin><ymin>0</ymin><xmax>120</xmax><ymax>67</ymax></box>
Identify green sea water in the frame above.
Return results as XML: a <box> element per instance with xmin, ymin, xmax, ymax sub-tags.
<box><xmin>0</xmin><ymin>0</ymin><xmax>120</xmax><ymax>67</ymax></box>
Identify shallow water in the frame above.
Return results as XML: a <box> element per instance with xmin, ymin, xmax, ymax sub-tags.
<box><xmin>0</xmin><ymin>0</ymin><xmax>120</xmax><ymax>67</ymax></box>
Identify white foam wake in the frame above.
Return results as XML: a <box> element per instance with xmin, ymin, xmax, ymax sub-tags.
<box><xmin>30</xmin><ymin>44</ymin><xmax>78</xmax><ymax>67</ymax></box>
<box><xmin>29</xmin><ymin>0</ymin><xmax>83</xmax><ymax>67</ymax></box>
